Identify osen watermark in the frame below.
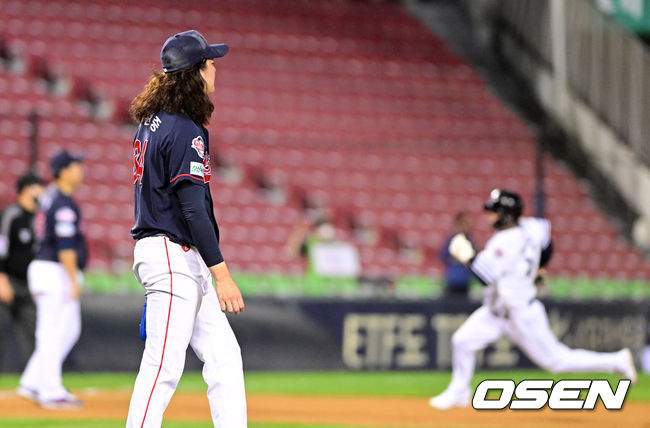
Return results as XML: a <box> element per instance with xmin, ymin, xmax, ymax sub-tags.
<box><xmin>472</xmin><ymin>379</ymin><xmax>631</xmax><ymax>410</ymax></box>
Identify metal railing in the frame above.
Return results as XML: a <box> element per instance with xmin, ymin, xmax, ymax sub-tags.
<box><xmin>497</xmin><ymin>0</ymin><xmax>650</xmax><ymax>165</ymax></box>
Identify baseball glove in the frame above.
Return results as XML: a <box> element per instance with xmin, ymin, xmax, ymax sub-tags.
<box><xmin>449</xmin><ymin>233</ymin><xmax>475</xmax><ymax>264</ymax></box>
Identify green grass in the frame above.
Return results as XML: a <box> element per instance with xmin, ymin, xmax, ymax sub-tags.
<box><xmin>1</xmin><ymin>370</ymin><xmax>648</xmax><ymax>428</ymax></box>
<box><xmin>1</xmin><ymin>370</ymin><xmax>649</xmax><ymax>399</ymax></box>
<box><xmin>246</xmin><ymin>370</ymin><xmax>650</xmax><ymax>400</ymax></box>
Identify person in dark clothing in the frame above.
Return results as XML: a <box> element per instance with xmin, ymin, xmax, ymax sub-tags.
<box><xmin>0</xmin><ymin>173</ymin><xmax>44</xmax><ymax>368</ymax></box>
<box><xmin>440</xmin><ymin>211</ymin><xmax>475</xmax><ymax>297</ymax></box>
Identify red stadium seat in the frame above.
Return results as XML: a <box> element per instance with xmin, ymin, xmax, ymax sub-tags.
<box><xmin>1</xmin><ymin>0</ymin><xmax>648</xmax><ymax>277</ymax></box>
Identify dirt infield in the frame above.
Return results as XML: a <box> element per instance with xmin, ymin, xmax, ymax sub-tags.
<box><xmin>0</xmin><ymin>389</ymin><xmax>648</xmax><ymax>427</ymax></box>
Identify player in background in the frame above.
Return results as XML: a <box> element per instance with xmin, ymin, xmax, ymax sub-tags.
<box><xmin>429</xmin><ymin>189</ymin><xmax>637</xmax><ymax>410</ymax></box>
<box><xmin>126</xmin><ymin>30</ymin><xmax>246</xmax><ymax>428</ymax></box>
<box><xmin>0</xmin><ymin>173</ymin><xmax>44</xmax><ymax>369</ymax></box>
<box><xmin>18</xmin><ymin>150</ymin><xmax>86</xmax><ymax>409</ymax></box>
<box><xmin>440</xmin><ymin>211</ymin><xmax>475</xmax><ymax>298</ymax></box>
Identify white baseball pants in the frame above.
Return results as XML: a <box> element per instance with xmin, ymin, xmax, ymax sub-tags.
<box><xmin>446</xmin><ymin>300</ymin><xmax>628</xmax><ymax>395</ymax></box>
<box><xmin>126</xmin><ymin>236</ymin><xmax>247</xmax><ymax>428</ymax></box>
<box><xmin>20</xmin><ymin>260</ymin><xmax>82</xmax><ymax>401</ymax></box>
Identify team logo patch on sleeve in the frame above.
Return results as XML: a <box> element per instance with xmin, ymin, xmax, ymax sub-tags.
<box><xmin>18</xmin><ymin>228</ymin><xmax>32</xmax><ymax>243</ymax></box>
<box><xmin>0</xmin><ymin>235</ymin><xmax>8</xmax><ymax>257</ymax></box>
<box><xmin>54</xmin><ymin>207</ymin><xmax>77</xmax><ymax>238</ymax></box>
<box><xmin>55</xmin><ymin>207</ymin><xmax>77</xmax><ymax>222</ymax></box>
<box><xmin>55</xmin><ymin>222</ymin><xmax>76</xmax><ymax>238</ymax></box>
<box><xmin>190</xmin><ymin>161</ymin><xmax>205</xmax><ymax>178</ymax></box>
<box><xmin>191</xmin><ymin>136</ymin><xmax>205</xmax><ymax>159</ymax></box>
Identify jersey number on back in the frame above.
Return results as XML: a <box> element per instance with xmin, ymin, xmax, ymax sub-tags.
<box><xmin>522</xmin><ymin>238</ymin><xmax>538</xmax><ymax>280</ymax></box>
<box><xmin>133</xmin><ymin>139</ymin><xmax>148</xmax><ymax>185</ymax></box>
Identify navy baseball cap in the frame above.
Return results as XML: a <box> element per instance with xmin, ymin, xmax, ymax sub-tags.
<box><xmin>161</xmin><ymin>30</ymin><xmax>228</xmax><ymax>74</ymax></box>
<box><xmin>50</xmin><ymin>149</ymin><xmax>84</xmax><ymax>177</ymax></box>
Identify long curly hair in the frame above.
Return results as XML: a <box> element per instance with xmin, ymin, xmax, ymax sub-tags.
<box><xmin>130</xmin><ymin>60</ymin><xmax>213</xmax><ymax>126</ymax></box>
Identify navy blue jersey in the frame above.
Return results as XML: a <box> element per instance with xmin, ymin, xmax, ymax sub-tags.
<box><xmin>34</xmin><ymin>185</ymin><xmax>88</xmax><ymax>269</ymax></box>
<box><xmin>131</xmin><ymin>110</ymin><xmax>220</xmax><ymax>246</ymax></box>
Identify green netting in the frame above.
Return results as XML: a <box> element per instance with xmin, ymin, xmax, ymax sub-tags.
<box><xmin>546</xmin><ymin>277</ymin><xmax>650</xmax><ymax>300</ymax></box>
<box><xmin>394</xmin><ymin>277</ymin><xmax>443</xmax><ymax>298</ymax></box>
<box><xmin>82</xmin><ymin>270</ymin><xmax>650</xmax><ymax>301</ymax></box>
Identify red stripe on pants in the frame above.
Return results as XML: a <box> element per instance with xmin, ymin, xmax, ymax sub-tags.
<box><xmin>140</xmin><ymin>237</ymin><xmax>174</xmax><ymax>428</ymax></box>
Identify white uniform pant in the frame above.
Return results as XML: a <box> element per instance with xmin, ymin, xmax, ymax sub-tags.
<box><xmin>20</xmin><ymin>260</ymin><xmax>82</xmax><ymax>401</ymax></box>
<box><xmin>126</xmin><ymin>236</ymin><xmax>247</xmax><ymax>428</ymax></box>
<box><xmin>446</xmin><ymin>300</ymin><xmax>626</xmax><ymax>394</ymax></box>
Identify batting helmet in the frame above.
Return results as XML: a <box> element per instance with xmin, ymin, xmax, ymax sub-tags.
<box><xmin>483</xmin><ymin>189</ymin><xmax>523</xmax><ymax>229</ymax></box>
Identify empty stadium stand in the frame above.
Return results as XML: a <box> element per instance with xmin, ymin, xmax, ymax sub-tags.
<box><xmin>1</xmin><ymin>0</ymin><xmax>649</xmax><ymax>280</ymax></box>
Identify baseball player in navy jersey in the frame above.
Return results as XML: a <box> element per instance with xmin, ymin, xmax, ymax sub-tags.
<box><xmin>429</xmin><ymin>189</ymin><xmax>637</xmax><ymax>410</ymax></box>
<box><xmin>126</xmin><ymin>30</ymin><xmax>246</xmax><ymax>428</ymax></box>
<box><xmin>18</xmin><ymin>150</ymin><xmax>86</xmax><ymax>409</ymax></box>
